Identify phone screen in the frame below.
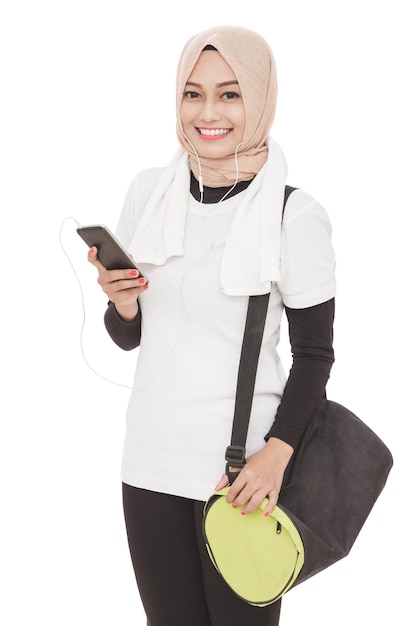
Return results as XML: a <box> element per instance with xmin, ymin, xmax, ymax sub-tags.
<box><xmin>77</xmin><ymin>224</ymin><xmax>145</xmax><ymax>277</ymax></box>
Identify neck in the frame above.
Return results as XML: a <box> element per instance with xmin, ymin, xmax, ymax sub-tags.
<box><xmin>189</xmin><ymin>171</ymin><xmax>253</xmax><ymax>204</ymax></box>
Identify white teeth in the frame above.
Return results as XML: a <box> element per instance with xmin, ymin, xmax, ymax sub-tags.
<box><xmin>199</xmin><ymin>128</ymin><xmax>230</xmax><ymax>136</ymax></box>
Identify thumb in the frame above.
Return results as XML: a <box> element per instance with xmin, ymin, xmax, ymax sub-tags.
<box><xmin>214</xmin><ymin>473</ymin><xmax>229</xmax><ymax>491</ymax></box>
<box><xmin>87</xmin><ymin>246</ymin><xmax>106</xmax><ymax>271</ymax></box>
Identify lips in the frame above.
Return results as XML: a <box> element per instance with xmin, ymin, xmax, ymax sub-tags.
<box><xmin>197</xmin><ymin>128</ymin><xmax>231</xmax><ymax>140</ymax></box>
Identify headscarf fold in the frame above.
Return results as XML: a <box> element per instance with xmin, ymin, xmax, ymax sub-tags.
<box><xmin>176</xmin><ymin>25</ymin><xmax>278</xmax><ymax>187</ymax></box>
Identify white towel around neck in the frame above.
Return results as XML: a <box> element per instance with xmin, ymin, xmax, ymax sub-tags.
<box><xmin>127</xmin><ymin>137</ymin><xmax>287</xmax><ymax>296</ymax></box>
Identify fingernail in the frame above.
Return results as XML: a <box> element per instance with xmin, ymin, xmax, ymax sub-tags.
<box><xmin>90</xmin><ymin>246</ymin><xmax>96</xmax><ymax>253</ymax></box>
<box><xmin>138</xmin><ymin>277</ymin><xmax>146</xmax><ymax>284</ymax></box>
<box><xmin>264</xmin><ymin>511</ymin><xmax>269</xmax><ymax>517</ymax></box>
<box><xmin>232</xmin><ymin>503</ymin><xmax>237</xmax><ymax>509</ymax></box>
<box><xmin>241</xmin><ymin>511</ymin><xmax>246</xmax><ymax>516</ymax></box>
<box><xmin>130</xmin><ymin>270</ymin><xmax>138</xmax><ymax>277</ymax></box>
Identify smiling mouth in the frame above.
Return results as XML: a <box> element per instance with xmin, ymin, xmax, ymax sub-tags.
<box><xmin>198</xmin><ymin>128</ymin><xmax>231</xmax><ymax>139</ymax></box>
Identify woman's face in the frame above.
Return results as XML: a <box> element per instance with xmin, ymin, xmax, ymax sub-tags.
<box><xmin>180</xmin><ymin>50</ymin><xmax>245</xmax><ymax>159</ymax></box>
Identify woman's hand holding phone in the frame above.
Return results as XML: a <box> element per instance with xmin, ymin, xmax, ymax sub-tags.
<box><xmin>87</xmin><ymin>246</ymin><xmax>148</xmax><ymax>321</ymax></box>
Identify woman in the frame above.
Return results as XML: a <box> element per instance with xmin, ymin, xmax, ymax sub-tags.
<box><xmin>88</xmin><ymin>25</ymin><xmax>335</xmax><ymax>626</ymax></box>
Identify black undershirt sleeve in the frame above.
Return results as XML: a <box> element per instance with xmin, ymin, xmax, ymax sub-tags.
<box><xmin>104</xmin><ymin>301</ymin><xmax>142</xmax><ymax>351</ymax></box>
<box><xmin>265</xmin><ymin>298</ymin><xmax>335</xmax><ymax>450</ymax></box>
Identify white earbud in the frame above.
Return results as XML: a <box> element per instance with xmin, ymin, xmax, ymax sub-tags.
<box><xmin>182</xmin><ymin>131</ymin><xmax>204</xmax><ymax>202</ymax></box>
<box><xmin>216</xmin><ymin>142</ymin><xmax>242</xmax><ymax>204</ymax></box>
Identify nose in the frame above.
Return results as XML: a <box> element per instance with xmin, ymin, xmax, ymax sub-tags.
<box><xmin>198</xmin><ymin>97</ymin><xmax>221</xmax><ymax>123</ymax></box>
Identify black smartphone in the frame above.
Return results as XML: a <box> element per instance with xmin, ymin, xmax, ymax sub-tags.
<box><xmin>77</xmin><ymin>224</ymin><xmax>147</xmax><ymax>280</ymax></box>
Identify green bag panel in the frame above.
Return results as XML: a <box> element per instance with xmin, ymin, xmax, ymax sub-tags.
<box><xmin>203</xmin><ymin>488</ymin><xmax>304</xmax><ymax>607</ymax></box>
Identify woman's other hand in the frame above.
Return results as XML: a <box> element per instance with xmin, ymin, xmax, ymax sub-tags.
<box><xmin>87</xmin><ymin>246</ymin><xmax>148</xmax><ymax>321</ymax></box>
<box><xmin>214</xmin><ymin>437</ymin><xmax>294</xmax><ymax>517</ymax></box>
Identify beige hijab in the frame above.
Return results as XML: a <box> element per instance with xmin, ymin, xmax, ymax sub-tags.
<box><xmin>176</xmin><ymin>25</ymin><xmax>278</xmax><ymax>187</ymax></box>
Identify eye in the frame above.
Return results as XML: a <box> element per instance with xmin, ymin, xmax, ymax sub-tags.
<box><xmin>183</xmin><ymin>91</ymin><xmax>201</xmax><ymax>99</ymax></box>
<box><xmin>221</xmin><ymin>91</ymin><xmax>240</xmax><ymax>100</ymax></box>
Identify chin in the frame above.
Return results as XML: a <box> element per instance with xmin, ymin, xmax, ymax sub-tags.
<box><xmin>197</xmin><ymin>140</ymin><xmax>237</xmax><ymax>160</ymax></box>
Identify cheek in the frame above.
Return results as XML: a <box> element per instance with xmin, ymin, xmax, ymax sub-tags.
<box><xmin>180</xmin><ymin>102</ymin><xmax>192</xmax><ymax>128</ymax></box>
<box><xmin>232</xmin><ymin>101</ymin><xmax>245</xmax><ymax>127</ymax></box>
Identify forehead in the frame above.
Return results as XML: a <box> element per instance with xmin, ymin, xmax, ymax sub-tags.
<box><xmin>186</xmin><ymin>50</ymin><xmax>238</xmax><ymax>84</ymax></box>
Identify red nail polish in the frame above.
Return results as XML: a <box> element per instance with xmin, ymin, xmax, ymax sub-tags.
<box><xmin>241</xmin><ymin>511</ymin><xmax>246</xmax><ymax>516</ymax></box>
<box><xmin>264</xmin><ymin>511</ymin><xmax>269</xmax><ymax>517</ymax></box>
<box><xmin>130</xmin><ymin>270</ymin><xmax>138</xmax><ymax>277</ymax></box>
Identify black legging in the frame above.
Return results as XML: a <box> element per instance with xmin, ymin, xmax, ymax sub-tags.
<box><xmin>122</xmin><ymin>483</ymin><xmax>282</xmax><ymax>626</ymax></box>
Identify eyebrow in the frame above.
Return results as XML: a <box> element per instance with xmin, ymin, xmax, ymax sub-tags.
<box><xmin>185</xmin><ymin>80</ymin><xmax>239</xmax><ymax>88</ymax></box>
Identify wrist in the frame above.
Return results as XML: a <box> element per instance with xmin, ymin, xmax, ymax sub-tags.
<box><xmin>265</xmin><ymin>437</ymin><xmax>294</xmax><ymax>468</ymax></box>
<box><xmin>114</xmin><ymin>301</ymin><xmax>139</xmax><ymax>322</ymax></box>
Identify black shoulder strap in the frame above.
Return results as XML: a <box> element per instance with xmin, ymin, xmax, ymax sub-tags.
<box><xmin>225</xmin><ymin>185</ymin><xmax>297</xmax><ymax>483</ymax></box>
<box><xmin>284</xmin><ymin>185</ymin><xmax>297</xmax><ymax>206</ymax></box>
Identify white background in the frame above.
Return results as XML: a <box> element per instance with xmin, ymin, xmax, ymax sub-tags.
<box><xmin>1</xmin><ymin>1</ymin><xmax>415</xmax><ymax>624</ymax></box>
